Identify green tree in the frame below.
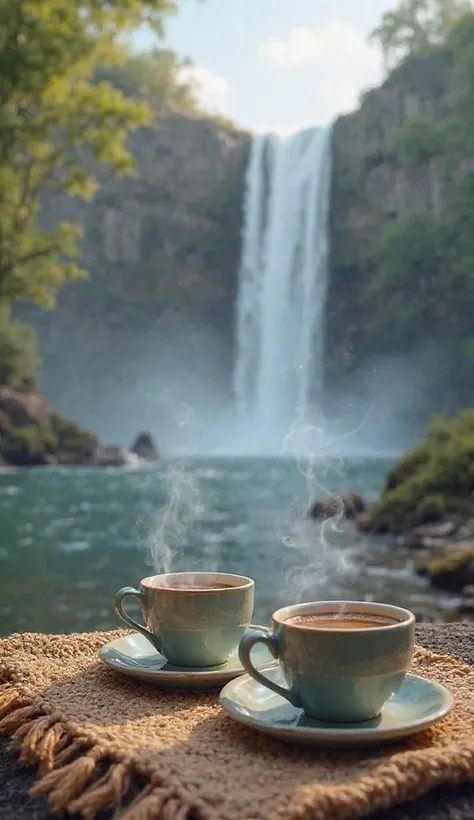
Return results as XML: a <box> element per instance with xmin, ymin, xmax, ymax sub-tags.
<box><xmin>370</xmin><ymin>0</ymin><xmax>471</xmax><ymax>68</ymax></box>
<box><xmin>370</xmin><ymin>209</ymin><xmax>447</xmax><ymax>339</ymax></box>
<box><xmin>0</xmin><ymin>0</ymin><xmax>177</xmax><ymax>309</ymax></box>
<box><xmin>448</xmin><ymin>12</ymin><xmax>474</xmax><ymax>139</ymax></box>
<box><xmin>370</xmin><ymin>181</ymin><xmax>474</xmax><ymax>344</ymax></box>
<box><xmin>369</xmin><ymin>10</ymin><xmax>474</xmax><ymax>353</ymax></box>
<box><xmin>102</xmin><ymin>49</ymin><xmax>199</xmax><ymax>112</ymax></box>
<box><xmin>390</xmin><ymin>114</ymin><xmax>444</xmax><ymax>167</ymax></box>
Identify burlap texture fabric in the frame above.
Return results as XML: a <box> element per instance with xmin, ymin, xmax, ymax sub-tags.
<box><xmin>1</xmin><ymin>630</ymin><xmax>474</xmax><ymax>820</ymax></box>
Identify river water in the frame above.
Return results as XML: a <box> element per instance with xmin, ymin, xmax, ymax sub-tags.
<box><xmin>0</xmin><ymin>457</ymin><xmax>457</xmax><ymax>637</ymax></box>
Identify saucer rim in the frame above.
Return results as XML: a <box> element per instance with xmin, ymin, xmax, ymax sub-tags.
<box><xmin>219</xmin><ymin>671</ymin><xmax>454</xmax><ymax>744</ymax></box>
<box><xmin>99</xmin><ymin>624</ymin><xmax>277</xmax><ymax>679</ymax></box>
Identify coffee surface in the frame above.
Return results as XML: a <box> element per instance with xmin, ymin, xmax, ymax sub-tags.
<box><xmin>286</xmin><ymin>613</ymin><xmax>400</xmax><ymax>630</ymax></box>
<box><xmin>148</xmin><ymin>579</ymin><xmax>235</xmax><ymax>590</ymax></box>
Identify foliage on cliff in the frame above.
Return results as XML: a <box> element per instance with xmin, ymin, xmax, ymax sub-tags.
<box><xmin>100</xmin><ymin>49</ymin><xmax>241</xmax><ymax>134</ymax></box>
<box><xmin>365</xmin><ymin>8</ymin><xmax>474</xmax><ymax>381</ymax></box>
<box><xmin>0</xmin><ymin>312</ymin><xmax>38</xmax><ymax>392</ymax></box>
<box><xmin>370</xmin><ymin>0</ymin><xmax>471</xmax><ymax>68</ymax></box>
<box><xmin>0</xmin><ymin>0</ymin><xmax>178</xmax><ymax>312</ymax></box>
<box><xmin>366</xmin><ymin>410</ymin><xmax>474</xmax><ymax>533</ymax></box>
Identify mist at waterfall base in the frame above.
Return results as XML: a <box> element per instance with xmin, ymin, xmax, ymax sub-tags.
<box><xmin>42</xmin><ymin>124</ymin><xmax>440</xmax><ymax>458</ymax></box>
<box><xmin>61</xmin><ymin>319</ymin><xmax>435</xmax><ymax>458</ymax></box>
<box><xmin>131</xmin><ymin>126</ymin><xmax>432</xmax><ymax>459</ymax></box>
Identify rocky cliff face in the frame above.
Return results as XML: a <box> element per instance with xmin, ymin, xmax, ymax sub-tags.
<box><xmin>324</xmin><ymin>49</ymin><xmax>457</xmax><ymax>423</ymax></box>
<box><xmin>19</xmin><ymin>50</ymin><xmax>462</xmax><ymax>446</ymax></box>
<box><xmin>19</xmin><ymin>113</ymin><xmax>250</xmax><ymax>443</ymax></box>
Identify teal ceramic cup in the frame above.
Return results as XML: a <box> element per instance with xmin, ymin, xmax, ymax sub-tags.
<box><xmin>239</xmin><ymin>601</ymin><xmax>415</xmax><ymax>723</ymax></box>
<box><xmin>115</xmin><ymin>572</ymin><xmax>254</xmax><ymax>667</ymax></box>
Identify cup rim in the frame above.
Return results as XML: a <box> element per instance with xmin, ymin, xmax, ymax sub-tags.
<box><xmin>141</xmin><ymin>571</ymin><xmax>254</xmax><ymax>592</ymax></box>
<box><xmin>272</xmin><ymin>600</ymin><xmax>415</xmax><ymax>632</ymax></box>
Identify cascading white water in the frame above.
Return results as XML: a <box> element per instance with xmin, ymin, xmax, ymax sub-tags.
<box><xmin>234</xmin><ymin>126</ymin><xmax>332</xmax><ymax>452</ymax></box>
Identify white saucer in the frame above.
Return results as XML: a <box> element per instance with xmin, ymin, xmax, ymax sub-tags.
<box><xmin>220</xmin><ymin>669</ymin><xmax>454</xmax><ymax>747</ymax></box>
<box><xmin>99</xmin><ymin>627</ymin><xmax>277</xmax><ymax>691</ymax></box>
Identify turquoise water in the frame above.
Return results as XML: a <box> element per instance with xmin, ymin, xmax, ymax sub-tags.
<box><xmin>0</xmin><ymin>457</ymin><xmax>454</xmax><ymax>637</ymax></box>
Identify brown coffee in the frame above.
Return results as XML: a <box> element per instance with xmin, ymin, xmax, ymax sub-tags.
<box><xmin>169</xmin><ymin>581</ymin><xmax>234</xmax><ymax>590</ymax></box>
<box><xmin>286</xmin><ymin>613</ymin><xmax>399</xmax><ymax>630</ymax></box>
<box><xmin>148</xmin><ymin>579</ymin><xmax>234</xmax><ymax>590</ymax></box>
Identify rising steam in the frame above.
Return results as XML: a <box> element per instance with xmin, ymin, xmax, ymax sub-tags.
<box><xmin>279</xmin><ymin>414</ymin><xmax>358</xmax><ymax>602</ymax></box>
<box><xmin>142</xmin><ymin>459</ymin><xmax>205</xmax><ymax>575</ymax></box>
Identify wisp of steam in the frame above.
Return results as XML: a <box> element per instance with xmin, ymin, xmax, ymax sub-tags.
<box><xmin>141</xmin><ymin>459</ymin><xmax>205</xmax><ymax>576</ymax></box>
<box><xmin>280</xmin><ymin>413</ymin><xmax>358</xmax><ymax>603</ymax></box>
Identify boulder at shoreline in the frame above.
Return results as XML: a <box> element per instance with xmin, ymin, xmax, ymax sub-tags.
<box><xmin>418</xmin><ymin>548</ymin><xmax>474</xmax><ymax>592</ymax></box>
<box><xmin>131</xmin><ymin>432</ymin><xmax>159</xmax><ymax>461</ymax></box>
<box><xmin>0</xmin><ymin>388</ymin><xmax>99</xmax><ymax>467</ymax></box>
<box><xmin>309</xmin><ymin>492</ymin><xmax>365</xmax><ymax>520</ymax></box>
<box><xmin>0</xmin><ymin>387</ymin><xmax>159</xmax><ymax>468</ymax></box>
<box><xmin>361</xmin><ymin>411</ymin><xmax>474</xmax><ymax>534</ymax></box>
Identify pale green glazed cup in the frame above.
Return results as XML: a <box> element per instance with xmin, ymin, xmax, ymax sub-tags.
<box><xmin>115</xmin><ymin>572</ymin><xmax>254</xmax><ymax>667</ymax></box>
<box><xmin>239</xmin><ymin>601</ymin><xmax>415</xmax><ymax>723</ymax></box>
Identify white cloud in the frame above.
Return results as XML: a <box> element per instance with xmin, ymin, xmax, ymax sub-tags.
<box><xmin>177</xmin><ymin>65</ymin><xmax>230</xmax><ymax>116</ymax></box>
<box><xmin>259</xmin><ymin>20</ymin><xmax>381</xmax><ymax>72</ymax></box>
<box><xmin>257</xmin><ymin>19</ymin><xmax>383</xmax><ymax>125</ymax></box>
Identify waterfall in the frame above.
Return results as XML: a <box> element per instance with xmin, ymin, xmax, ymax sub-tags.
<box><xmin>234</xmin><ymin>126</ymin><xmax>333</xmax><ymax>452</ymax></box>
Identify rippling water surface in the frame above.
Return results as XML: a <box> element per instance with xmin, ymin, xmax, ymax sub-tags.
<box><xmin>0</xmin><ymin>457</ymin><xmax>456</xmax><ymax>636</ymax></box>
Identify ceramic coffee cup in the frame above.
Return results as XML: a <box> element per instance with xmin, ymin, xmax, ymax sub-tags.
<box><xmin>239</xmin><ymin>601</ymin><xmax>415</xmax><ymax>722</ymax></box>
<box><xmin>115</xmin><ymin>572</ymin><xmax>254</xmax><ymax>667</ymax></box>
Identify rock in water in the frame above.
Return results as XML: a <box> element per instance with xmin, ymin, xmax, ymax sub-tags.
<box><xmin>130</xmin><ymin>432</ymin><xmax>159</xmax><ymax>461</ymax></box>
<box><xmin>309</xmin><ymin>492</ymin><xmax>365</xmax><ymax>520</ymax></box>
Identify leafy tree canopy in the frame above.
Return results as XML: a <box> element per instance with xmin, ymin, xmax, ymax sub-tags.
<box><xmin>370</xmin><ymin>0</ymin><xmax>471</xmax><ymax>68</ymax></box>
<box><xmin>0</xmin><ymin>0</ymin><xmax>178</xmax><ymax>308</ymax></box>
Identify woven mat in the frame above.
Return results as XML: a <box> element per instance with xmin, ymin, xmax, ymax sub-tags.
<box><xmin>1</xmin><ymin>632</ymin><xmax>474</xmax><ymax>820</ymax></box>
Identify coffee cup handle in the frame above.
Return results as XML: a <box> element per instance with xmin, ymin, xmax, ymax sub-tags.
<box><xmin>114</xmin><ymin>587</ymin><xmax>159</xmax><ymax>651</ymax></box>
<box><xmin>239</xmin><ymin>628</ymin><xmax>302</xmax><ymax>708</ymax></box>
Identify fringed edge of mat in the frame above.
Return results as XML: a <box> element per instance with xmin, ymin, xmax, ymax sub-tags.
<box><xmin>0</xmin><ymin>683</ymin><xmax>202</xmax><ymax>820</ymax></box>
<box><xmin>3</xmin><ymin>679</ymin><xmax>474</xmax><ymax>820</ymax></box>
<box><xmin>304</xmin><ymin>741</ymin><xmax>474</xmax><ymax>820</ymax></box>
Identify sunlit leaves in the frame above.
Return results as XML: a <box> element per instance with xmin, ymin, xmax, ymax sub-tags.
<box><xmin>0</xmin><ymin>0</ymin><xmax>176</xmax><ymax>308</ymax></box>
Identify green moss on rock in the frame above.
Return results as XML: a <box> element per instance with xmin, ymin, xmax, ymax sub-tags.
<box><xmin>366</xmin><ymin>410</ymin><xmax>474</xmax><ymax>533</ymax></box>
<box><xmin>421</xmin><ymin>548</ymin><xmax>474</xmax><ymax>592</ymax></box>
<box><xmin>385</xmin><ymin>445</ymin><xmax>431</xmax><ymax>491</ymax></box>
<box><xmin>51</xmin><ymin>413</ymin><xmax>99</xmax><ymax>462</ymax></box>
<box><xmin>0</xmin><ymin>389</ymin><xmax>99</xmax><ymax>466</ymax></box>
<box><xmin>2</xmin><ymin>426</ymin><xmax>57</xmax><ymax>466</ymax></box>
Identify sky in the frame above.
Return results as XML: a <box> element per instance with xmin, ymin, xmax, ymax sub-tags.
<box><xmin>135</xmin><ymin>0</ymin><xmax>399</xmax><ymax>133</ymax></box>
